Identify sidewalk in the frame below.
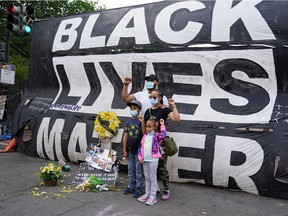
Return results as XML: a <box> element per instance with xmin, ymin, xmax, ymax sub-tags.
<box><xmin>1</xmin><ymin>146</ymin><xmax>288</xmax><ymax>216</ymax></box>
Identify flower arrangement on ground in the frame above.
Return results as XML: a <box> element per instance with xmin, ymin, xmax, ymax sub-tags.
<box><xmin>94</xmin><ymin>111</ymin><xmax>121</xmax><ymax>139</ymax></box>
<box><xmin>37</xmin><ymin>163</ymin><xmax>63</xmax><ymax>182</ymax></box>
<box><xmin>75</xmin><ymin>176</ymin><xmax>122</xmax><ymax>192</ymax></box>
<box><xmin>75</xmin><ymin>176</ymin><xmax>107</xmax><ymax>192</ymax></box>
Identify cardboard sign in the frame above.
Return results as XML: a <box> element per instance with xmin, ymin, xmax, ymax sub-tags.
<box><xmin>0</xmin><ymin>62</ymin><xmax>15</xmax><ymax>85</ymax></box>
<box><xmin>85</xmin><ymin>147</ymin><xmax>117</xmax><ymax>172</ymax></box>
<box><xmin>71</xmin><ymin>162</ymin><xmax>118</xmax><ymax>186</ymax></box>
<box><xmin>0</xmin><ymin>95</ymin><xmax>7</xmax><ymax>120</ymax></box>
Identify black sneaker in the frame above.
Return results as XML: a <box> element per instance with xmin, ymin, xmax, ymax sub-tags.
<box><xmin>123</xmin><ymin>187</ymin><xmax>134</xmax><ymax>195</ymax></box>
<box><xmin>133</xmin><ymin>189</ymin><xmax>142</xmax><ymax>198</ymax></box>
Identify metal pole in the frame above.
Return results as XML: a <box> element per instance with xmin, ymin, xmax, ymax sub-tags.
<box><xmin>5</xmin><ymin>31</ymin><xmax>11</xmax><ymax>63</ymax></box>
<box><xmin>4</xmin><ymin>1</ymin><xmax>10</xmax><ymax>63</ymax></box>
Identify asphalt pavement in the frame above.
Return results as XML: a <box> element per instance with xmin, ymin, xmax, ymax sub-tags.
<box><xmin>1</xmin><ymin>142</ymin><xmax>288</xmax><ymax>216</ymax></box>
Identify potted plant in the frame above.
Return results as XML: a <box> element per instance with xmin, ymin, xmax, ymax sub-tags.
<box><xmin>37</xmin><ymin>163</ymin><xmax>63</xmax><ymax>186</ymax></box>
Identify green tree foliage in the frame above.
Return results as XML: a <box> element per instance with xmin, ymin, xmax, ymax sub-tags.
<box><xmin>0</xmin><ymin>0</ymin><xmax>105</xmax><ymax>80</ymax></box>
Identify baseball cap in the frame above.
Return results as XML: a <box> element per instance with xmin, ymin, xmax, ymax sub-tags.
<box><xmin>144</xmin><ymin>74</ymin><xmax>159</xmax><ymax>82</ymax></box>
<box><xmin>127</xmin><ymin>100</ymin><xmax>142</xmax><ymax>109</ymax></box>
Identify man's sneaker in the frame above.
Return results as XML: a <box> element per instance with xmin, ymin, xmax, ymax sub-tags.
<box><xmin>138</xmin><ymin>194</ymin><xmax>149</xmax><ymax>203</ymax></box>
<box><xmin>123</xmin><ymin>187</ymin><xmax>134</xmax><ymax>195</ymax></box>
<box><xmin>145</xmin><ymin>197</ymin><xmax>157</xmax><ymax>206</ymax></box>
<box><xmin>133</xmin><ymin>189</ymin><xmax>142</xmax><ymax>198</ymax></box>
<box><xmin>161</xmin><ymin>190</ymin><xmax>170</xmax><ymax>201</ymax></box>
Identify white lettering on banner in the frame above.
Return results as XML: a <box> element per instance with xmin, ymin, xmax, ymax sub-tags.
<box><xmin>52</xmin><ymin>18</ymin><xmax>82</xmax><ymax>52</ymax></box>
<box><xmin>168</xmin><ymin>132</ymin><xmax>264</xmax><ymax>193</ymax></box>
<box><xmin>212</xmin><ymin>0</ymin><xmax>276</xmax><ymax>42</ymax></box>
<box><xmin>37</xmin><ymin>117</ymin><xmax>65</xmax><ymax>160</ymax></box>
<box><xmin>67</xmin><ymin>122</ymin><xmax>88</xmax><ymax>162</ymax></box>
<box><xmin>80</xmin><ymin>14</ymin><xmax>106</xmax><ymax>49</ymax></box>
<box><xmin>51</xmin><ymin>49</ymin><xmax>277</xmax><ymax>124</ymax></box>
<box><xmin>52</xmin><ymin>0</ymin><xmax>274</xmax><ymax>51</ymax></box>
<box><xmin>168</xmin><ymin>132</ymin><xmax>206</xmax><ymax>184</ymax></box>
<box><xmin>53</xmin><ymin>59</ymin><xmax>91</xmax><ymax>106</ymax></box>
<box><xmin>154</xmin><ymin>1</ymin><xmax>205</xmax><ymax>44</ymax></box>
<box><xmin>106</xmin><ymin>8</ymin><xmax>150</xmax><ymax>46</ymax></box>
<box><xmin>36</xmin><ymin>118</ymin><xmax>125</xmax><ymax>162</ymax></box>
<box><xmin>212</xmin><ymin>136</ymin><xmax>264</xmax><ymax>194</ymax></box>
<box><xmin>36</xmin><ymin>121</ymin><xmax>264</xmax><ymax>195</ymax></box>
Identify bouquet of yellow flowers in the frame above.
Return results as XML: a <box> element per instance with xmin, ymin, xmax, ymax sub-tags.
<box><xmin>38</xmin><ymin>163</ymin><xmax>63</xmax><ymax>181</ymax></box>
<box><xmin>94</xmin><ymin>111</ymin><xmax>121</xmax><ymax>139</ymax></box>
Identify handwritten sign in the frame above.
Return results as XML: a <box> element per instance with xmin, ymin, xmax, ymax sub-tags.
<box><xmin>28</xmin><ymin>97</ymin><xmax>53</xmax><ymax>113</ymax></box>
<box><xmin>71</xmin><ymin>162</ymin><xmax>118</xmax><ymax>186</ymax></box>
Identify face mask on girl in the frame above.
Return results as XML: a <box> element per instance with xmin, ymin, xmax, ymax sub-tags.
<box><xmin>130</xmin><ymin>110</ymin><xmax>138</xmax><ymax>117</ymax></box>
<box><xmin>150</xmin><ymin>98</ymin><xmax>158</xmax><ymax>106</ymax></box>
<box><xmin>145</xmin><ymin>81</ymin><xmax>154</xmax><ymax>90</ymax></box>
<box><xmin>148</xmin><ymin>130</ymin><xmax>155</xmax><ymax>136</ymax></box>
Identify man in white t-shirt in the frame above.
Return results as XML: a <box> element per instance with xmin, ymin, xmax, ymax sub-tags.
<box><xmin>122</xmin><ymin>74</ymin><xmax>168</xmax><ymax>116</ymax></box>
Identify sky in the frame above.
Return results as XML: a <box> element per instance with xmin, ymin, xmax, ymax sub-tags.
<box><xmin>98</xmin><ymin>0</ymin><xmax>164</xmax><ymax>9</ymax></box>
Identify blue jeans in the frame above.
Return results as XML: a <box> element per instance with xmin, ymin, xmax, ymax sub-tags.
<box><xmin>128</xmin><ymin>151</ymin><xmax>144</xmax><ymax>189</ymax></box>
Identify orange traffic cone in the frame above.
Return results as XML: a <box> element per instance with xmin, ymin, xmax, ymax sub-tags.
<box><xmin>0</xmin><ymin>137</ymin><xmax>17</xmax><ymax>153</ymax></box>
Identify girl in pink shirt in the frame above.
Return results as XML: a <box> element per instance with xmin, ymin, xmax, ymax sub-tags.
<box><xmin>137</xmin><ymin>118</ymin><xmax>166</xmax><ymax>206</ymax></box>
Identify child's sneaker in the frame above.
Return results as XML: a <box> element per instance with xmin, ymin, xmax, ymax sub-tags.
<box><xmin>133</xmin><ymin>188</ymin><xmax>142</xmax><ymax>198</ymax></box>
<box><xmin>123</xmin><ymin>187</ymin><xmax>134</xmax><ymax>195</ymax></box>
<box><xmin>145</xmin><ymin>197</ymin><xmax>157</xmax><ymax>206</ymax></box>
<box><xmin>161</xmin><ymin>190</ymin><xmax>170</xmax><ymax>201</ymax></box>
<box><xmin>137</xmin><ymin>194</ymin><xmax>149</xmax><ymax>203</ymax></box>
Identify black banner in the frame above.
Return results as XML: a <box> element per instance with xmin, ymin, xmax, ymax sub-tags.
<box><xmin>14</xmin><ymin>0</ymin><xmax>288</xmax><ymax>199</ymax></box>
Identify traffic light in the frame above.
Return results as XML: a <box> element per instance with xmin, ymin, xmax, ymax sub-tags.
<box><xmin>6</xmin><ymin>4</ymin><xmax>21</xmax><ymax>34</ymax></box>
<box><xmin>22</xmin><ymin>5</ymin><xmax>34</xmax><ymax>35</ymax></box>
